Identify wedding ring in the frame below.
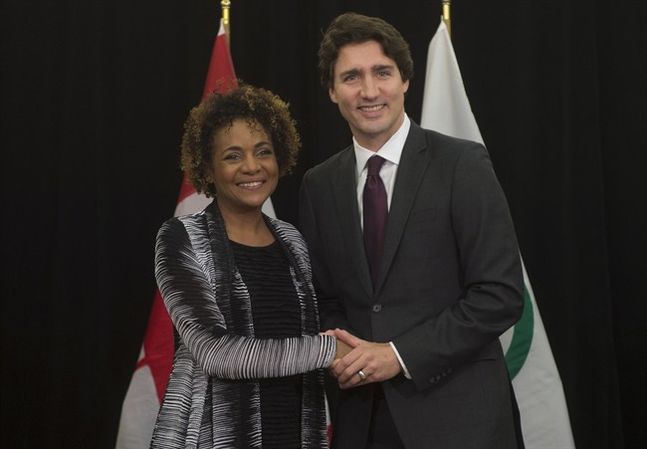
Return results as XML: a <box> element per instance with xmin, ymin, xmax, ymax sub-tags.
<box><xmin>357</xmin><ymin>369</ymin><xmax>367</xmax><ymax>381</ymax></box>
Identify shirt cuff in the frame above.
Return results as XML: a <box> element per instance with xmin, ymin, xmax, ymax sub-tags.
<box><xmin>389</xmin><ymin>341</ymin><xmax>412</xmax><ymax>379</ymax></box>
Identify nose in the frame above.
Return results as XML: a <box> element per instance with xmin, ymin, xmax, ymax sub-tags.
<box><xmin>361</xmin><ymin>76</ymin><xmax>378</xmax><ymax>99</ymax></box>
<box><xmin>241</xmin><ymin>153</ymin><xmax>261</xmax><ymax>173</ymax></box>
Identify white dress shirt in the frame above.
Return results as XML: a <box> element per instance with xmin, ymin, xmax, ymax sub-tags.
<box><xmin>353</xmin><ymin>115</ymin><xmax>412</xmax><ymax>379</ymax></box>
<box><xmin>354</xmin><ymin>115</ymin><xmax>410</xmax><ymax>225</ymax></box>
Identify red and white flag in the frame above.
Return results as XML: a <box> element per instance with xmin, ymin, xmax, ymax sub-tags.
<box><xmin>115</xmin><ymin>20</ymin><xmax>275</xmax><ymax>449</ymax></box>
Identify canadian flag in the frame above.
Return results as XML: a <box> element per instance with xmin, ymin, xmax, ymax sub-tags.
<box><xmin>115</xmin><ymin>20</ymin><xmax>274</xmax><ymax>448</ymax></box>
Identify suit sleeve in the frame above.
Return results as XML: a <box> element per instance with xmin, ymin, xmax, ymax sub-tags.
<box><xmin>392</xmin><ymin>143</ymin><xmax>524</xmax><ymax>391</ymax></box>
<box><xmin>299</xmin><ymin>170</ymin><xmax>351</xmax><ymax>332</ymax></box>
<box><xmin>154</xmin><ymin>218</ymin><xmax>336</xmax><ymax>379</ymax></box>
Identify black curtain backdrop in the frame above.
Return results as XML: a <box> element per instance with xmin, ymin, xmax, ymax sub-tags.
<box><xmin>2</xmin><ymin>1</ymin><xmax>645</xmax><ymax>448</ymax></box>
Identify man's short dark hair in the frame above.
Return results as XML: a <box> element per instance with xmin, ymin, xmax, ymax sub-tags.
<box><xmin>318</xmin><ymin>12</ymin><xmax>414</xmax><ymax>89</ymax></box>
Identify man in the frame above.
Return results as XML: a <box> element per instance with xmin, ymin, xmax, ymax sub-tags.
<box><xmin>299</xmin><ymin>12</ymin><xmax>525</xmax><ymax>449</ymax></box>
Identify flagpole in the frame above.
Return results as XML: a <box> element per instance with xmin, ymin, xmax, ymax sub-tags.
<box><xmin>442</xmin><ymin>0</ymin><xmax>452</xmax><ymax>37</ymax></box>
<box><xmin>221</xmin><ymin>0</ymin><xmax>231</xmax><ymax>40</ymax></box>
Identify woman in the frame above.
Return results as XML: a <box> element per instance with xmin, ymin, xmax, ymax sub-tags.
<box><xmin>151</xmin><ymin>85</ymin><xmax>348</xmax><ymax>449</ymax></box>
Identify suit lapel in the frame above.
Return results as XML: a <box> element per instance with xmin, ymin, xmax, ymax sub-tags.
<box><xmin>375</xmin><ymin>124</ymin><xmax>431</xmax><ymax>293</ymax></box>
<box><xmin>331</xmin><ymin>147</ymin><xmax>374</xmax><ymax>297</ymax></box>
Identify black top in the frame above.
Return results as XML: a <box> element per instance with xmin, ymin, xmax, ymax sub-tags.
<box><xmin>231</xmin><ymin>239</ymin><xmax>303</xmax><ymax>449</ymax></box>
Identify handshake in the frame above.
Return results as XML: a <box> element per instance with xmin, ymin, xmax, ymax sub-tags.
<box><xmin>322</xmin><ymin>328</ymin><xmax>402</xmax><ymax>389</ymax></box>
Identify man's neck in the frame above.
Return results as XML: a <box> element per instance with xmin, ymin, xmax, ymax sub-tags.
<box><xmin>352</xmin><ymin>114</ymin><xmax>409</xmax><ymax>153</ymax></box>
<box><xmin>352</xmin><ymin>114</ymin><xmax>406</xmax><ymax>152</ymax></box>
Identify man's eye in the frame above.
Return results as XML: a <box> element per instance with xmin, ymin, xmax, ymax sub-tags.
<box><xmin>343</xmin><ymin>74</ymin><xmax>358</xmax><ymax>82</ymax></box>
<box><xmin>377</xmin><ymin>70</ymin><xmax>391</xmax><ymax>78</ymax></box>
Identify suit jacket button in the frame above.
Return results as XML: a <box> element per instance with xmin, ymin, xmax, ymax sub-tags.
<box><xmin>372</xmin><ymin>304</ymin><xmax>382</xmax><ymax>313</ymax></box>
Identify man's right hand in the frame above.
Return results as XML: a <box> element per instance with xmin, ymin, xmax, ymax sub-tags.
<box><xmin>330</xmin><ymin>329</ymin><xmax>402</xmax><ymax>388</ymax></box>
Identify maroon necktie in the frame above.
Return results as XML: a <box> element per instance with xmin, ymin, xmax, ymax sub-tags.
<box><xmin>363</xmin><ymin>155</ymin><xmax>388</xmax><ymax>288</ymax></box>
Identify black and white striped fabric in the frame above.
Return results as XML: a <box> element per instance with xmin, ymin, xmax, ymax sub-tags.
<box><xmin>150</xmin><ymin>200</ymin><xmax>336</xmax><ymax>449</ymax></box>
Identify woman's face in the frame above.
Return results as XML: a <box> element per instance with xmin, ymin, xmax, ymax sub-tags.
<box><xmin>209</xmin><ymin>119</ymin><xmax>278</xmax><ymax>215</ymax></box>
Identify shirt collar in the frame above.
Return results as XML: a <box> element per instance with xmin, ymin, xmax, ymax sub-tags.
<box><xmin>354</xmin><ymin>115</ymin><xmax>411</xmax><ymax>178</ymax></box>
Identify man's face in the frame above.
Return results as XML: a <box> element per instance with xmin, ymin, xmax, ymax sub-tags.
<box><xmin>329</xmin><ymin>40</ymin><xmax>409</xmax><ymax>151</ymax></box>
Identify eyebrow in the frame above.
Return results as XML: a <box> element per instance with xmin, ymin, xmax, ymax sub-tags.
<box><xmin>338</xmin><ymin>64</ymin><xmax>395</xmax><ymax>79</ymax></box>
<box><xmin>372</xmin><ymin>64</ymin><xmax>394</xmax><ymax>72</ymax></box>
<box><xmin>222</xmin><ymin>141</ymin><xmax>272</xmax><ymax>151</ymax></box>
<box><xmin>338</xmin><ymin>68</ymin><xmax>360</xmax><ymax>79</ymax></box>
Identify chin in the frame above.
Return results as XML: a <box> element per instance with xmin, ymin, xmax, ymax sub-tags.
<box><xmin>246</xmin><ymin>197</ymin><xmax>271</xmax><ymax>210</ymax></box>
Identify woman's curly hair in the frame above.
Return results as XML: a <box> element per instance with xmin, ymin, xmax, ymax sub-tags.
<box><xmin>181</xmin><ymin>83</ymin><xmax>301</xmax><ymax>198</ymax></box>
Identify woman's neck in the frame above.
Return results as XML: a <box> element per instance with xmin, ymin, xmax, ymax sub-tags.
<box><xmin>219</xmin><ymin>203</ymin><xmax>275</xmax><ymax>247</ymax></box>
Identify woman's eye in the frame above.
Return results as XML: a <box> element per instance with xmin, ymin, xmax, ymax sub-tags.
<box><xmin>223</xmin><ymin>152</ymin><xmax>241</xmax><ymax>160</ymax></box>
<box><xmin>257</xmin><ymin>147</ymin><xmax>274</xmax><ymax>157</ymax></box>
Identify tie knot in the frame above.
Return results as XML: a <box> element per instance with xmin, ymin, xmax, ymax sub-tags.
<box><xmin>366</xmin><ymin>155</ymin><xmax>386</xmax><ymax>176</ymax></box>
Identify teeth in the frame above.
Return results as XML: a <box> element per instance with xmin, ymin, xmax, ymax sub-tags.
<box><xmin>360</xmin><ymin>104</ymin><xmax>384</xmax><ymax>111</ymax></box>
<box><xmin>238</xmin><ymin>181</ymin><xmax>263</xmax><ymax>188</ymax></box>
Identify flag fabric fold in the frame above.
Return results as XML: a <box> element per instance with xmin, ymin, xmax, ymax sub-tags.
<box><xmin>115</xmin><ymin>20</ymin><xmax>275</xmax><ymax>449</ymax></box>
<box><xmin>421</xmin><ymin>20</ymin><xmax>576</xmax><ymax>449</ymax></box>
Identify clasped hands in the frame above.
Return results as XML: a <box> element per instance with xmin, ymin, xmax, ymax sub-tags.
<box><xmin>325</xmin><ymin>328</ymin><xmax>401</xmax><ymax>389</ymax></box>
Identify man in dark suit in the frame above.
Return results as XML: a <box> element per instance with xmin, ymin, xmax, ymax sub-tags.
<box><xmin>299</xmin><ymin>12</ymin><xmax>525</xmax><ymax>449</ymax></box>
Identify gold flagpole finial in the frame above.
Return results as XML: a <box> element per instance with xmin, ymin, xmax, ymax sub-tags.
<box><xmin>442</xmin><ymin>0</ymin><xmax>452</xmax><ymax>37</ymax></box>
<box><xmin>221</xmin><ymin>0</ymin><xmax>231</xmax><ymax>36</ymax></box>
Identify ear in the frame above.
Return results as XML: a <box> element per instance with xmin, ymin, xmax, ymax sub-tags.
<box><xmin>403</xmin><ymin>79</ymin><xmax>410</xmax><ymax>94</ymax></box>
<box><xmin>328</xmin><ymin>86</ymin><xmax>339</xmax><ymax>104</ymax></box>
<box><xmin>204</xmin><ymin>165</ymin><xmax>215</xmax><ymax>184</ymax></box>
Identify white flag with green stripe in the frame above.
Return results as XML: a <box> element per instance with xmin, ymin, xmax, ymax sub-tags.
<box><xmin>421</xmin><ymin>20</ymin><xmax>575</xmax><ymax>449</ymax></box>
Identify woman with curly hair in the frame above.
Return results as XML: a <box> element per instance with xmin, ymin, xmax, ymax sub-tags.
<box><xmin>150</xmin><ymin>84</ymin><xmax>349</xmax><ymax>449</ymax></box>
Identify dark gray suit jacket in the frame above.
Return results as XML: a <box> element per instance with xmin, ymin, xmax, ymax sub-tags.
<box><xmin>299</xmin><ymin>123</ymin><xmax>524</xmax><ymax>449</ymax></box>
